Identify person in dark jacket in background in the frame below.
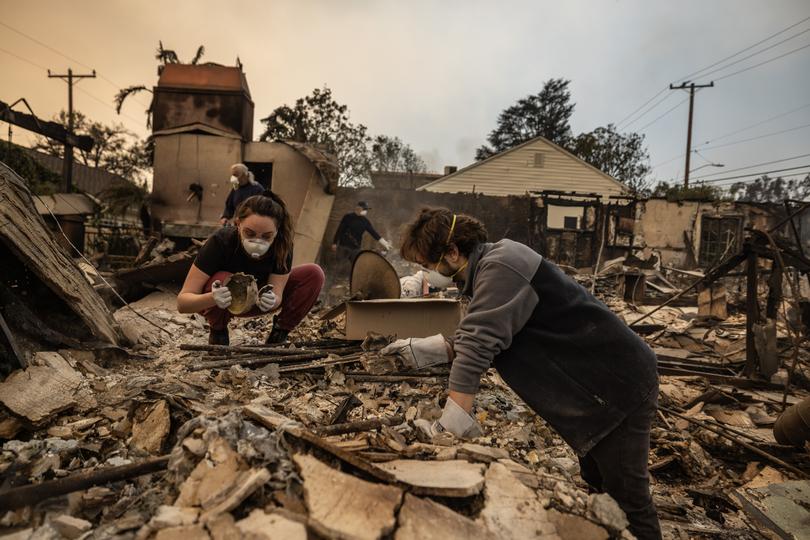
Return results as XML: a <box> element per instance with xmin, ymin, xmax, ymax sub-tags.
<box><xmin>382</xmin><ymin>207</ymin><xmax>661</xmax><ymax>540</ymax></box>
<box><xmin>329</xmin><ymin>202</ymin><xmax>392</xmax><ymax>282</ymax></box>
<box><xmin>220</xmin><ymin>163</ymin><xmax>264</xmax><ymax>225</ymax></box>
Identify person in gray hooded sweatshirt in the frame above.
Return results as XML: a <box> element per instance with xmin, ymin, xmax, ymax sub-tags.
<box><xmin>382</xmin><ymin>207</ymin><xmax>661</xmax><ymax>540</ymax></box>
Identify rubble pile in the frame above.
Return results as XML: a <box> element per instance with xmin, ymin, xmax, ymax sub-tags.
<box><xmin>0</xmin><ymin>276</ymin><xmax>808</xmax><ymax>539</ymax></box>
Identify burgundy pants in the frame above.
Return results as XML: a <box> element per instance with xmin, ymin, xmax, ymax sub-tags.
<box><xmin>200</xmin><ymin>264</ymin><xmax>324</xmax><ymax>332</ymax></box>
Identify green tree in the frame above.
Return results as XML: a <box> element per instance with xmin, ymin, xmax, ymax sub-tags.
<box><xmin>0</xmin><ymin>143</ymin><xmax>61</xmax><ymax>195</ymax></box>
<box><xmin>729</xmin><ymin>175</ymin><xmax>810</xmax><ymax>202</ymax></box>
<box><xmin>476</xmin><ymin>78</ymin><xmax>575</xmax><ymax>160</ymax></box>
<box><xmin>572</xmin><ymin>124</ymin><xmax>651</xmax><ymax>193</ymax></box>
<box><xmin>650</xmin><ymin>181</ymin><xmax>724</xmax><ymax>202</ymax></box>
<box><xmin>369</xmin><ymin>135</ymin><xmax>427</xmax><ymax>174</ymax></box>
<box><xmin>260</xmin><ymin>86</ymin><xmax>371</xmax><ymax>186</ymax></box>
<box><xmin>32</xmin><ymin>110</ymin><xmax>151</xmax><ymax>184</ymax></box>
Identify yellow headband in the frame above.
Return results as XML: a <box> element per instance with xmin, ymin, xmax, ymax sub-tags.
<box><xmin>445</xmin><ymin>214</ymin><xmax>457</xmax><ymax>245</ymax></box>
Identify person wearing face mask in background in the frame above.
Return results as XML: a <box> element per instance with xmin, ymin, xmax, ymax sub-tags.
<box><xmin>178</xmin><ymin>191</ymin><xmax>324</xmax><ymax>346</ymax></box>
<box><xmin>381</xmin><ymin>207</ymin><xmax>662</xmax><ymax>540</ymax></box>
<box><xmin>330</xmin><ymin>202</ymin><xmax>392</xmax><ymax>277</ymax></box>
<box><xmin>220</xmin><ymin>163</ymin><xmax>265</xmax><ymax>226</ymax></box>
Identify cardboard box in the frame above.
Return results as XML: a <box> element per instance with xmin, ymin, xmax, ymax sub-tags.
<box><xmin>345</xmin><ymin>298</ymin><xmax>462</xmax><ymax>340</ymax></box>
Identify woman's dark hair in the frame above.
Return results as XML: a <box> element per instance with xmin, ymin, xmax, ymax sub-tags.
<box><xmin>235</xmin><ymin>190</ymin><xmax>293</xmax><ymax>272</ymax></box>
<box><xmin>400</xmin><ymin>207</ymin><xmax>487</xmax><ymax>264</ymax></box>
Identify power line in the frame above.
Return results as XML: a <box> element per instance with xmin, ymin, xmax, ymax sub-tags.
<box><xmin>681</xmin><ymin>26</ymin><xmax>810</xmax><ymax>83</ymax></box>
<box><xmin>709</xmin><ymin>171</ymin><xmax>810</xmax><ymax>187</ymax></box>
<box><xmin>621</xmin><ymin>15</ymin><xmax>810</xmax><ymax>132</ymax></box>
<box><xmin>692</xmin><ymin>153</ymin><xmax>810</xmax><ymax>179</ymax></box>
<box><xmin>695</xmin><ymin>164</ymin><xmax>810</xmax><ymax>184</ymax></box>
<box><xmin>0</xmin><ymin>46</ymin><xmax>146</xmax><ymax>129</ymax></box>
<box><xmin>714</xmin><ymin>41</ymin><xmax>810</xmax><ymax>82</ymax></box>
<box><xmin>651</xmin><ymin>103</ymin><xmax>810</xmax><ymax>169</ymax></box>
<box><xmin>0</xmin><ymin>46</ymin><xmax>47</xmax><ymax>71</ymax></box>
<box><xmin>614</xmin><ymin>87</ymin><xmax>669</xmax><ymax>128</ymax></box>
<box><xmin>636</xmin><ymin>96</ymin><xmax>689</xmax><ymax>132</ymax></box>
<box><xmin>619</xmin><ymin>92</ymin><xmax>676</xmax><ymax>129</ymax></box>
<box><xmin>675</xmin><ymin>14</ymin><xmax>810</xmax><ymax>82</ymax></box>
<box><xmin>699</xmin><ymin>101</ymin><xmax>810</xmax><ymax>145</ymax></box>
<box><xmin>701</xmin><ymin>122</ymin><xmax>810</xmax><ymax>151</ymax></box>
<box><xmin>0</xmin><ymin>20</ymin><xmax>151</xmax><ymax>109</ymax></box>
<box><xmin>617</xmin><ymin>15</ymin><xmax>810</xmax><ymax>135</ymax></box>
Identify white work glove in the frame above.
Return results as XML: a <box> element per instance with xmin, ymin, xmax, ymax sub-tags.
<box><xmin>380</xmin><ymin>334</ymin><xmax>449</xmax><ymax>370</ymax></box>
<box><xmin>258</xmin><ymin>287</ymin><xmax>278</xmax><ymax>312</ymax></box>
<box><xmin>379</xmin><ymin>238</ymin><xmax>392</xmax><ymax>251</ymax></box>
<box><xmin>414</xmin><ymin>397</ymin><xmax>483</xmax><ymax>440</ymax></box>
<box><xmin>211</xmin><ymin>280</ymin><xmax>232</xmax><ymax>309</ymax></box>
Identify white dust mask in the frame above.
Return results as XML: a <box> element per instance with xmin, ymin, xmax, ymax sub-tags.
<box><xmin>242</xmin><ymin>237</ymin><xmax>271</xmax><ymax>259</ymax></box>
<box><xmin>426</xmin><ymin>269</ymin><xmax>453</xmax><ymax>289</ymax></box>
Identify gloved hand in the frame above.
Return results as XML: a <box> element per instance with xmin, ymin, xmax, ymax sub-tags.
<box><xmin>211</xmin><ymin>280</ymin><xmax>232</xmax><ymax>309</ymax></box>
<box><xmin>379</xmin><ymin>238</ymin><xmax>392</xmax><ymax>251</ymax></box>
<box><xmin>414</xmin><ymin>397</ymin><xmax>483</xmax><ymax>440</ymax></box>
<box><xmin>258</xmin><ymin>286</ymin><xmax>278</xmax><ymax>312</ymax></box>
<box><xmin>380</xmin><ymin>334</ymin><xmax>449</xmax><ymax>370</ymax></box>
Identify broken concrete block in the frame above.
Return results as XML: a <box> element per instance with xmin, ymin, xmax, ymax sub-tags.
<box><xmin>395</xmin><ymin>493</ymin><xmax>496</xmax><ymax>540</ymax></box>
<box><xmin>199</xmin><ymin>468</ymin><xmax>271</xmax><ymax>523</ymax></box>
<box><xmin>154</xmin><ymin>524</ymin><xmax>210</xmax><ymax>540</ymax></box>
<box><xmin>458</xmin><ymin>443</ymin><xmax>510</xmax><ymax>463</ymax></box>
<box><xmin>204</xmin><ymin>513</ymin><xmax>241</xmax><ymax>540</ymax></box>
<box><xmin>150</xmin><ymin>506</ymin><xmax>199</xmax><ymax>529</ymax></box>
<box><xmin>0</xmin><ymin>352</ymin><xmax>85</xmax><ymax>423</ymax></box>
<box><xmin>497</xmin><ymin>458</ymin><xmax>540</xmax><ymax>489</ymax></box>
<box><xmin>478</xmin><ymin>462</ymin><xmax>559</xmax><ymax>540</ymax></box>
<box><xmin>742</xmin><ymin>466</ymin><xmax>788</xmax><ymax>490</ymax></box>
<box><xmin>130</xmin><ymin>400</ymin><xmax>171</xmax><ymax>454</ymax></box>
<box><xmin>235</xmin><ymin>510</ymin><xmax>307</xmax><ymax>540</ymax></box>
<box><xmin>733</xmin><ymin>479</ymin><xmax>810</xmax><ymax>540</ymax></box>
<box><xmin>547</xmin><ymin>510</ymin><xmax>608</xmax><ymax>540</ymax></box>
<box><xmin>50</xmin><ymin>515</ymin><xmax>92</xmax><ymax>539</ymax></box>
<box><xmin>587</xmin><ymin>493</ymin><xmax>629</xmax><ymax>532</ymax></box>
<box><xmin>294</xmin><ymin>453</ymin><xmax>402</xmax><ymax>540</ymax></box>
<box><xmin>376</xmin><ymin>459</ymin><xmax>486</xmax><ymax>497</ymax></box>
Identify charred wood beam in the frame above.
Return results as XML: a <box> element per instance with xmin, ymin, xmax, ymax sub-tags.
<box><xmin>745</xmin><ymin>251</ymin><xmax>761</xmax><ymax>376</ymax></box>
<box><xmin>0</xmin><ymin>455</ymin><xmax>169</xmax><ymax>511</ymax></box>
<box><xmin>0</xmin><ymin>100</ymin><xmax>94</xmax><ymax>151</ymax></box>
<box><xmin>0</xmin><ymin>281</ymin><xmax>81</xmax><ymax>349</ymax></box>
<box><xmin>189</xmin><ymin>347</ymin><xmax>361</xmax><ymax>371</ymax></box>
<box><xmin>0</xmin><ymin>311</ymin><xmax>25</xmax><ymax>369</ymax></box>
<box><xmin>317</xmin><ymin>415</ymin><xmax>405</xmax><ymax>437</ymax></box>
<box><xmin>328</xmin><ymin>394</ymin><xmax>362</xmax><ymax>425</ymax></box>
<box><xmin>659</xmin><ymin>407</ymin><xmax>806</xmax><ymax>478</ymax></box>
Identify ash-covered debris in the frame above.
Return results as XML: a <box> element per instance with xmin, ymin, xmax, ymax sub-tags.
<box><xmin>0</xmin><ymin>263</ymin><xmax>809</xmax><ymax>540</ymax></box>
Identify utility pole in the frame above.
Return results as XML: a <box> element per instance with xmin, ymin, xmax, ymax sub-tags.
<box><xmin>48</xmin><ymin>68</ymin><xmax>96</xmax><ymax>192</ymax></box>
<box><xmin>670</xmin><ymin>81</ymin><xmax>713</xmax><ymax>188</ymax></box>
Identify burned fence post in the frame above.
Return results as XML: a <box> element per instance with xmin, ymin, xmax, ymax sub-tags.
<box><xmin>745</xmin><ymin>249</ymin><xmax>761</xmax><ymax>377</ymax></box>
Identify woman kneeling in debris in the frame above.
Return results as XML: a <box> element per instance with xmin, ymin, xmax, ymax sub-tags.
<box><xmin>383</xmin><ymin>207</ymin><xmax>662</xmax><ymax>539</ymax></box>
<box><xmin>177</xmin><ymin>191</ymin><xmax>324</xmax><ymax>345</ymax></box>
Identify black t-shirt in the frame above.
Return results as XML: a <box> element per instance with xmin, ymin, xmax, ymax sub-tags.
<box><xmin>194</xmin><ymin>227</ymin><xmax>292</xmax><ymax>283</ymax></box>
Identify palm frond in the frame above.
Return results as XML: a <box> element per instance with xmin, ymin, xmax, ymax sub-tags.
<box><xmin>155</xmin><ymin>41</ymin><xmax>179</xmax><ymax>65</ymax></box>
<box><xmin>114</xmin><ymin>85</ymin><xmax>150</xmax><ymax>114</ymax></box>
<box><xmin>191</xmin><ymin>45</ymin><xmax>205</xmax><ymax>65</ymax></box>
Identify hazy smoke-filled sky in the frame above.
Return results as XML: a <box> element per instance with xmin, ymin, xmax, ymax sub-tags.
<box><xmin>2</xmin><ymin>0</ymin><xmax>809</xmax><ymax>187</ymax></box>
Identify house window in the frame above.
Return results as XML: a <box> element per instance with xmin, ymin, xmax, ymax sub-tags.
<box><xmin>534</xmin><ymin>153</ymin><xmax>545</xmax><ymax>168</ymax></box>
<box><xmin>699</xmin><ymin>216</ymin><xmax>741</xmax><ymax>266</ymax></box>
<box><xmin>546</xmin><ymin>204</ymin><xmax>583</xmax><ymax>229</ymax></box>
